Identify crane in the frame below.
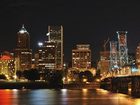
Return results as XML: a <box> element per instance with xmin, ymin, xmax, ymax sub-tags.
<box><xmin>103</xmin><ymin>37</ymin><xmax>110</xmax><ymax>51</ymax></box>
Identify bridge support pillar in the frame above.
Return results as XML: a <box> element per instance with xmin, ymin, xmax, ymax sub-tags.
<box><xmin>111</xmin><ymin>77</ymin><xmax>129</xmax><ymax>94</ymax></box>
<box><xmin>117</xmin><ymin>77</ymin><xmax>129</xmax><ymax>94</ymax></box>
<box><xmin>131</xmin><ymin>76</ymin><xmax>140</xmax><ymax>97</ymax></box>
<box><xmin>111</xmin><ymin>77</ymin><xmax>118</xmax><ymax>92</ymax></box>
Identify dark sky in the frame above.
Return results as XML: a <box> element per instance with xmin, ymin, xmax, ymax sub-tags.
<box><xmin>0</xmin><ymin>0</ymin><xmax>140</xmax><ymax>64</ymax></box>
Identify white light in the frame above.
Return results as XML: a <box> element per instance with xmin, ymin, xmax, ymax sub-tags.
<box><xmin>38</xmin><ymin>42</ymin><xmax>43</xmax><ymax>46</ymax></box>
<box><xmin>46</xmin><ymin>32</ymin><xmax>50</xmax><ymax>36</ymax></box>
<box><xmin>13</xmin><ymin>75</ymin><xmax>17</xmax><ymax>79</ymax></box>
<box><xmin>19</xmin><ymin>30</ymin><xmax>27</xmax><ymax>34</ymax></box>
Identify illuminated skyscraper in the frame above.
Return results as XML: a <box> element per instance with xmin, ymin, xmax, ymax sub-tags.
<box><xmin>16</xmin><ymin>25</ymin><xmax>30</xmax><ymax>49</ymax></box>
<box><xmin>98</xmin><ymin>51</ymin><xmax>110</xmax><ymax>75</ymax></box>
<box><xmin>72</xmin><ymin>44</ymin><xmax>91</xmax><ymax>69</ymax></box>
<box><xmin>14</xmin><ymin>25</ymin><xmax>32</xmax><ymax>71</ymax></box>
<box><xmin>136</xmin><ymin>43</ymin><xmax>140</xmax><ymax>69</ymax></box>
<box><xmin>35</xmin><ymin>41</ymin><xmax>56</xmax><ymax>70</ymax></box>
<box><xmin>48</xmin><ymin>25</ymin><xmax>63</xmax><ymax>70</ymax></box>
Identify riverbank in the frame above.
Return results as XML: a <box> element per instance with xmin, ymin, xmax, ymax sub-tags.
<box><xmin>0</xmin><ymin>81</ymin><xmax>100</xmax><ymax>89</ymax></box>
<box><xmin>0</xmin><ymin>81</ymin><xmax>50</xmax><ymax>89</ymax></box>
<box><xmin>63</xmin><ymin>82</ymin><xmax>100</xmax><ymax>89</ymax></box>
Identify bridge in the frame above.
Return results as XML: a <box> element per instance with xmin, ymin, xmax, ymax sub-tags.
<box><xmin>100</xmin><ymin>74</ymin><xmax>140</xmax><ymax>97</ymax></box>
<box><xmin>98</xmin><ymin>31</ymin><xmax>140</xmax><ymax>97</ymax></box>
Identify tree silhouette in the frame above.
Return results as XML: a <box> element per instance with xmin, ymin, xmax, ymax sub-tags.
<box><xmin>0</xmin><ymin>74</ymin><xmax>7</xmax><ymax>80</ymax></box>
<box><xmin>79</xmin><ymin>70</ymin><xmax>94</xmax><ymax>82</ymax></box>
<box><xmin>23</xmin><ymin>69</ymin><xmax>40</xmax><ymax>81</ymax></box>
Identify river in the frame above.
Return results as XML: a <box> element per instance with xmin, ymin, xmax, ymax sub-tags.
<box><xmin>0</xmin><ymin>88</ymin><xmax>140</xmax><ymax>105</ymax></box>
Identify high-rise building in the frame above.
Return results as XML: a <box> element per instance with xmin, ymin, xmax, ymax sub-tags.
<box><xmin>35</xmin><ymin>41</ymin><xmax>56</xmax><ymax>70</ymax></box>
<box><xmin>48</xmin><ymin>25</ymin><xmax>64</xmax><ymax>70</ymax></box>
<box><xmin>136</xmin><ymin>43</ymin><xmax>140</xmax><ymax>69</ymax></box>
<box><xmin>34</xmin><ymin>25</ymin><xmax>64</xmax><ymax>70</ymax></box>
<box><xmin>72</xmin><ymin>44</ymin><xmax>91</xmax><ymax>69</ymax></box>
<box><xmin>99</xmin><ymin>51</ymin><xmax>110</xmax><ymax>75</ymax></box>
<box><xmin>16</xmin><ymin>25</ymin><xmax>30</xmax><ymax>49</ymax></box>
<box><xmin>14</xmin><ymin>25</ymin><xmax>32</xmax><ymax>71</ymax></box>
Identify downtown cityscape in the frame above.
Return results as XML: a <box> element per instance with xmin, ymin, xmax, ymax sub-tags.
<box><xmin>0</xmin><ymin>24</ymin><xmax>140</xmax><ymax>105</ymax></box>
<box><xmin>0</xmin><ymin>24</ymin><xmax>96</xmax><ymax>83</ymax></box>
<box><xmin>0</xmin><ymin>24</ymin><xmax>140</xmax><ymax>91</ymax></box>
<box><xmin>1</xmin><ymin>0</ymin><xmax>140</xmax><ymax>105</ymax></box>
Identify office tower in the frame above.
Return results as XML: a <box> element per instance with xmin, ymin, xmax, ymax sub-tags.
<box><xmin>99</xmin><ymin>51</ymin><xmax>110</xmax><ymax>75</ymax></box>
<box><xmin>72</xmin><ymin>44</ymin><xmax>91</xmax><ymax>69</ymax></box>
<box><xmin>48</xmin><ymin>25</ymin><xmax>63</xmax><ymax>70</ymax></box>
<box><xmin>14</xmin><ymin>25</ymin><xmax>32</xmax><ymax>71</ymax></box>
<box><xmin>98</xmin><ymin>38</ymin><xmax>110</xmax><ymax>75</ymax></box>
<box><xmin>136</xmin><ymin>43</ymin><xmax>140</xmax><ymax>70</ymax></box>
<box><xmin>16</xmin><ymin>25</ymin><xmax>30</xmax><ymax>49</ymax></box>
<box><xmin>35</xmin><ymin>41</ymin><xmax>56</xmax><ymax>70</ymax></box>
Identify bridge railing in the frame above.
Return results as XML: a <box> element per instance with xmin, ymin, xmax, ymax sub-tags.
<box><xmin>101</xmin><ymin>68</ymin><xmax>140</xmax><ymax>80</ymax></box>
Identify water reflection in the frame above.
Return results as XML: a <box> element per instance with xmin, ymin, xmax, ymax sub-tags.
<box><xmin>0</xmin><ymin>90</ymin><xmax>12</xmax><ymax>105</ymax></box>
<box><xmin>134</xmin><ymin>99</ymin><xmax>140</xmax><ymax>105</ymax></box>
<box><xmin>0</xmin><ymin>89</ymin><xmax>140</xmax><ymax>105</ymax></box>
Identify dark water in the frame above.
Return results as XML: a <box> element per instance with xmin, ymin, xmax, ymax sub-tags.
<box><xmin>0</xmin><ymin>88</ymin><xmax>139</xmax><ymax>105</ymax></box>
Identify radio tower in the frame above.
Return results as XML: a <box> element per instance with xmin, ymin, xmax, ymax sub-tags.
<box><xmin>117</xmin><ymin>31</ymin><xmax>128</xmax><ymax>67</ymax></box>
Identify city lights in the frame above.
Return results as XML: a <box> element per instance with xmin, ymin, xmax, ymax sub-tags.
<box><xmin>0</xmin><ymin>22</ymin><xmax>140</xmax><ymax>101</ymax></box>
<box><xmin>38</xmin><ymin>42</ymin><xmax>43</xmax><ymax>47</ymax></box>
<box><xmin>19</xmin><ymin>25</ymin><xmax>28</xmax><ymax>34</ymax></box>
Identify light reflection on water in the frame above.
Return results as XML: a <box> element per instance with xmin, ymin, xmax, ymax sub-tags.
<box><xmin>0</xmin><ymin>88</ymin><xmax>140</xmax><ymax>105</ymax></box>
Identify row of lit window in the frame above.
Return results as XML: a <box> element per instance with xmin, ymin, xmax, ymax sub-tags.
<box><xmin>21</xmin><ymin>52</ymin><xmax>32</xmax><ymax>54</ymax></box>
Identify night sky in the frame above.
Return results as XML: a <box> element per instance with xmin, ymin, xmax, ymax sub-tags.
<box><xmin>0</xmin><ymin>0</ymin><xmax>140</xmax><ymax>65</ymax></box>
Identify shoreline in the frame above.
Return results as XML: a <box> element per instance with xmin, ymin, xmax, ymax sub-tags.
<box><xmin>0</xmin><ymin>81</ymin><xmax>99</xmax><ymax>89</ymax></box>
<box><xmin>0</xmin><ymin>81</ymin><xmax>51</xmax><ymax>89</ymax></box>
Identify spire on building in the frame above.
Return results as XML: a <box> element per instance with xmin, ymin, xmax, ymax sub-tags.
<box><xmin>19</xmin><ymin>24</ymin><xmax>28</xmax><ymax>34</ymax></box>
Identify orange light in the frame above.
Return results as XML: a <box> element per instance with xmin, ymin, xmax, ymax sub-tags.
<box><xmin>0</xmin><ymin>90</ymin><xmax>12</xmax><ymax>105</ymax></box>
<box><xmin>0</xmin><ymin>55</ymin><xmax>12</xmax><ymax>60</ymax></box>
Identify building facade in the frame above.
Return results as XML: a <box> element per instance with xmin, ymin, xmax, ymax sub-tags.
<box><xmin>0</xmin><ymin>51</ymin><xmax>15</xmax><ymax>78</ymax></box>
<box><xmin>72</xmin><ymin>44</ymin><xmax>91</xmax><ymax>69</ymax></box>
<box><xmin>14</xmin><ymin>25</ymin><xmax>32</xmax><ymax>71</ymax></box>
<box><xmin>136</xmin><ymin>43</ymin><xmax>140</xmax><ymax>70</ymax></box>
<box><xmin>35</xmin><ymin>41</ymin><xmax>56</xmax><ymax>70</ymax></box>
<box><xmin>99</xmin><ymin>51</ymin><xmax>110</xmax><ymax>75</ymax></box>
<box><xmin>48</xmin><ymin>25</ymin><xmax>64</xmax><ymax>70</ymax></box>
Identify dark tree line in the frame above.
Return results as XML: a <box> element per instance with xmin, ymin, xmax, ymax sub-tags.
<box><xmin>16</xmin><ymin>69</ymin><xmax>63</xmax><ymax>88</ymax></box>
<box><xmin>79</xmin><ymin>70</ymin><xmax>94</xmax><ymax>82</ymax></box>
<box><xmin>16</xmin><ymin>69</ymin><xmax>40</xmax><ymax>81</ymax></box>
<box><xmin>0</xmin><ymin>74</ymin><xmax>7</xmax><ymax>80</ymax></box>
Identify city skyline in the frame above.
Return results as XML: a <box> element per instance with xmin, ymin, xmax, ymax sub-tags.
<box><xmin>0</xmin><ymin>0</ymin><xmax>140</xmax><ymax>63</ymax></box>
